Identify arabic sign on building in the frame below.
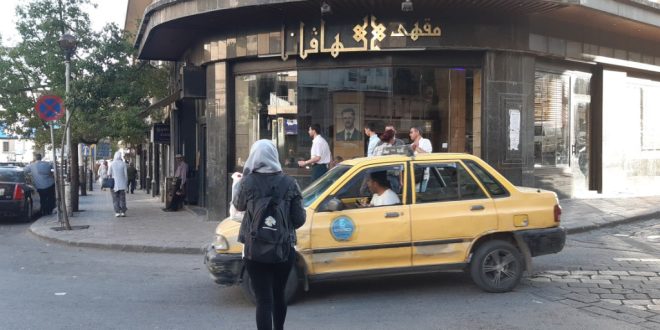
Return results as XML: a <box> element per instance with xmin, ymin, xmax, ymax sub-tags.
<box><xmin>284</xmin><ymin>15</ymin><xmax>442</xmax><ymax>60</ymax></box>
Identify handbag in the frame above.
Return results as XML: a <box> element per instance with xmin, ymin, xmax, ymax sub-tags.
<box><xmin>102</xmin><ymin>177</ymin><xmax>115</xmax><ymax>189</ymax></box>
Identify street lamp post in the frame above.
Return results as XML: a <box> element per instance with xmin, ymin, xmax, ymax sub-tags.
<box><xmin>59</xmin><ymin>33</ymin><xmax>77</xmax><ymax>216</ymax></box>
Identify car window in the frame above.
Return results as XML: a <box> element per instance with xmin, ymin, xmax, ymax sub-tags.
<box><xmin>302</xmin><ymin>165</ymin><xmax>350</xmax><ymax>207</ymax></box>
<box><xmin>0</xmin><ymin>169</ymin><xmax>25</xmax><ymax>183</ymax></box>
<box><xmin>334</xmin><ymin>164</ymin><xmax>405</xmax><ymax>208</ymax></box>
<box><xmin>413</xmin><ymin>162</ymin><xmax>486</xmax><ymax>203</ymax></box>
<box><xmin>463</xmin><ymin>160</ymin><xmax>509</xmax><ymax>197</ymax></box>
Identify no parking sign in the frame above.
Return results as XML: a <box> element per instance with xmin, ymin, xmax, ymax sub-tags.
<box><xmin>34</xmin><ymin>95</ymin><xmax>65</xmax><ymax>121</ymax></box>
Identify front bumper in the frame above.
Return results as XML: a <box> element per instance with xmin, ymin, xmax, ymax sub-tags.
<box><xmin>515</xmin><ymin>226</ymin><xmax>566</xmax><ymax>257</ymax></box>
<box><xmin>204</xmin><ymin>246</ymin><xmax>243</xmax><ymax>286</ymax></box>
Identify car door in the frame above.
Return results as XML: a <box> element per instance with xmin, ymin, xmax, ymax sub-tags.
<box><xmin>310</xmin><ymin>163</ymin><xmax>411</xmax><ymax>275</ymax></box>
<box><xmin>410</xmin><ymin>160</ymin><xmax>498</xmax><ymax>266</ymax></box>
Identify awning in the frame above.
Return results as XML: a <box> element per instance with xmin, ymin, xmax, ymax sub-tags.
<box><xmin>139</xmin><ymin>90</ymin><xmax>180</xmax><ymax>118</ymax></box>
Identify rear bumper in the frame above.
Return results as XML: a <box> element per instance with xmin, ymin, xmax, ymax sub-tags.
<box><xmin>204</xmin><ymin>246</ymin><xmax>243</xmax><ymax>286</ymax></box>
<box><xmin>515</xmin><ymin>227</ymin><xmax>566</xmax><ymax>257</ymax></box>
<box><xmin>0</xmin><ymin>200</ymin><xmax>24</xmax><ymax>218</ymax></box>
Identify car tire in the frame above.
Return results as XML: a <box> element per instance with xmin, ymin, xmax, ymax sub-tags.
<box><xmin>469</xmin><ymin>240</ymin><xmax>523</xmax><ymax>293</ymax></box>
<box><xmin>240</xmin><ymin>265</ymin><xmax>300</xmax><ymax>306</ymax></box>
<box><xmin>21</xmin><ymin>198</ymin><xmax>33</xmax><ymax>223</ymax></box>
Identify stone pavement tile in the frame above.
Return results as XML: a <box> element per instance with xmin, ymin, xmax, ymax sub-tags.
<box><xmin>564</xmin><ymin>293</ymin><xmax>600</xmax><ymax>304</ymax></box>
<box><xmin>655</xmin><ymin>299</ymin><xmax>660</xmax><ymax>304</ymax></box>
<box><xmin>599</xmin><ymin>283</ymin><xmax>623</xmax><ymax>289</ymax></box>
<box><xmin>529</xmin><ymin>277</ymin><xmax>551</xmax><ymax>282</ymax></box>
<box><xmin>590</xmin><ymin>288</ymin><xmax>613</xmax><ymax>294</ymax></box>
<box><xmin>573</xmin><ymin>270</ymin><xmax>599</xmax><ymax>275</ymax></box>
<box><xmin>648</xmin><ymin>305</ymin><xmax>660</xmax><ymax>311</ymax></box>
<box><xmin>623</xmin><ymin>300</ymin><xmax>653</xmax><ymax>306</ymax></box>
<box><xmin>568</xmin><ymin>282</ymin><xmax>599</xmax><ymax>288</ymax></box>
<box><xmin>582</xmin><ymin>279</ymin><xmax>612</xmax><ymax>284</ymax></box>
<box><xmin>559</xmin><ymin>299</ymin><xmax>589</xmax><ymax>309</ymax></box>
<box><xmin>601</xmin><ymin>293</ymin><xmax>625</xmax><ymax>299</ymax></box>
<box><xmin>628</xmin><ymin>293</ymin><xmax>651</xmax><ymax>299</ymax></box>
<box><xmin>613</xmin><ymin>289</ymin><xmax>637</xmax><ymax>294</ymax></box>
<box><xmin>555</xmin><ymin>278</ymin><xmax>580</xmax><ymax>283</ymax></box>
<box><xmin>617</xmin><ymin>305</ymin><xmax>656</xmax><ymax>318</ymax></box>
<box><xmin>651</xmin><ymin>315</ymin><xmax>660</xmax><ymax>323</ymax></box>
<box><xmin>630</xmin><ymin>271</ymin><xmax>658</xmax><ymax>277</ymax></box>
<box><xmin>642</xmin><ymin>321</ymin><xmax>660</xmax><ymax>330</ymax></box>
<box><xmin>601</xmin><ymin>271</ymin><xmax>630</xmax><ymax>276</ymax></box>
<box><xmin>547</xmin><ymin>270</ymin><xmax>571</xmax><ymax>276</ymax></box>
<box><xmin>568</xmin><ymin>287</ymin><xmax>591</xmax><ymax>293</ymax></box>
<box><xmin>600</xmin><ymin>299</ymin><xmax>623</xmax><ymax>306</ymax></box>
<box><xmin>593</xmin><ymin>275</ymin><xmax>620</xmax><ymax>280</ymax></box>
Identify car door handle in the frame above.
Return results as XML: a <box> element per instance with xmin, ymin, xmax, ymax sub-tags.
<box><xmin>470</xmin><ymin>205</ymin><xmax>485</xmax><ymax>211</ymax></box>
<box><xmin>385</xmin><ymin>212</ymin><xmax>400</xmax><ymax>218</ymax></box>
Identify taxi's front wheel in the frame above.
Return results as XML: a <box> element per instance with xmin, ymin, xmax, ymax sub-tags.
<box><xmin>469</xmin><ymin>240</ymin><xmax>523</xmax><ymax>293</ymax></box>
<box><xmin>240</xmin><ymin>265</ymin><xmax>300</xmax><ymax>305</ymax></box>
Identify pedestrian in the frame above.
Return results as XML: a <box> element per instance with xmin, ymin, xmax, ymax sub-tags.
<box><xmin>373</xmin><ymin>129</ymin><xmax>396</xmax><ymax>156</ymax></box>
<box><xmin>24</xmin><ymin>153</ymin><xmax>55</xmax><ymax>215</ymax></box>
<box><xmin>409</xmin><ymin>126</ymin><xmax>433</xmax><ymax>154</ymax></box>
<box><xmin>107</xmin><ymin>151</ymin><xmax>128</xmax><ymax>217</ymax></box>
<box><xmin>364</xmin><ymin>122</ymin><xmax>379</xmax><ymax>157</ymax></box>
<box><xmin>126</xmin><ymin>160</ymin><xmax>137</xmax><ymax>194</ymax></box>
<box><xmin>383</xmin><ymin>124</ymin><xmax>405</xmax><ymax>146</ymax></box>
<box><xmin>233</xmin><ymin>139</ymin><xmax>306</xmax><ymax>330</ymax></box>
<box><xmin>298</xmin><ymin>124</ymin><xmax>331</xmax><ymax>181</ymax></box>
<box><xmin>97</xmin><ymin>160</ymin><xmax>109</xmax><ymax>191</ymax></box>
<box><xmin>163</xmin><ymin>154</ymin><xmax>188</xmax><ymax>212</ymax></box>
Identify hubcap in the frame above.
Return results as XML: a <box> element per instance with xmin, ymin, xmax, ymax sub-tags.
<box><xmin>482</xmin><ymin>249</ymin><xmax>518</xmax><ymax>288</ymax></box>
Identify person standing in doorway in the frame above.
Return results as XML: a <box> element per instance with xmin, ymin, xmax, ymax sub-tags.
<box><xmin>409</xmin><ymin>126</ymin><xmax>433</xmax><ymax>154</ymax></box>
<box><xmin>364</xmin><ymin>122</ymin><xmax>379</xmax><ymax>157</ymax></box>
<box><xmin>126</xmin><ymin>160</ymin><xmax>137</xmax><ymax>194</ymax></box>
<box><xmin>233</xmin><ymin>140</ymin><xmax>306</xmax><ymax>330</ymax></box>
<box><xmin>108</xmin><ymin>151</ymin><xmax>128</xmax><ymax>217</ymax></box>
<box><xmin>298</xmin><ymin>124</ymin><xmax>331</xmax><ymax>181</ymax></box>
<box><xmin>163</xmin><ymin>154</ymin><xmax>188</xmax><ymax>212</ymax></box>
<box><xmin>25</xmin><ymin>153</ymin><xmax>55</xmax><ymax>216</ymax></box>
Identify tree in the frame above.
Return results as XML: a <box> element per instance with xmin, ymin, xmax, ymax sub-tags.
<box><xmin>0</xmin><ymin>0</ymin><xmax>167</xmax><ymax>224</ymax></box>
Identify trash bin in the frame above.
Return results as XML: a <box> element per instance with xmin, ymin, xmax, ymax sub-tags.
<box><xmin>165</xmin><ymin>177</ymin><xmax>177</xmax><ymax>210</ymax></box>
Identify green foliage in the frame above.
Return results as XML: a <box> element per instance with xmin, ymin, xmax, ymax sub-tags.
<box><xmin>0</xmin><ymin>0</ymin><xmax>168</xmax><ymax>147</ymax></box>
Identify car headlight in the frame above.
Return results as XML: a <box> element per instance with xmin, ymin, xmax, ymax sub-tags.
<box><xmin>212</xmin><ymin>234</ymin><xmax>229</xmax><ymax>251</ymax></box>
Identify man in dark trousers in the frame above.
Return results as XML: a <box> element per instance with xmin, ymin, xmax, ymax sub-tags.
<box><xmin>163</xmin><ymin>154</ymin><xmax>188</xmax><ymax>212</ymax></box>
<box><xmin>126</xmin><ymin>161</ymin><xmax>137</xmax><ymax>194</ymax></box>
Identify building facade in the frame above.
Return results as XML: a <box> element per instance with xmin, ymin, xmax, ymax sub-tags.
<box><xmin>131</xmin><ymin>0</ymin><xmax>660</xmax><ymax>220</ymax></box>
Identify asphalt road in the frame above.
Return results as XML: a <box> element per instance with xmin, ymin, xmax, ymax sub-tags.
<box><xmin>1</xmin><ymin>218</ymin><xmax>658</xmax><ymax>330</ymax></box>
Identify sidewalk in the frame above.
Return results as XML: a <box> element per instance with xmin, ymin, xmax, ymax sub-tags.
<box><xmin>29</xmin><ymin>183</ymin><xmax>660</xmax><ymax>254</ymax></box>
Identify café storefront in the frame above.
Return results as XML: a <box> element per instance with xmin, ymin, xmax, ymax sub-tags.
<box><xmin>134</xmin><ymin>0</ymin><xmax>660</xmax><ymax>220</ymax></box>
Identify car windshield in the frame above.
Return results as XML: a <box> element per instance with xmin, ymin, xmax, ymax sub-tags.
<box><xmin>302</xmin><ymin>165</ymin><xmax>350</xmax><ymax>207</ymax></box>
<box><xmin>0</xmin><ymin>168</ymin><xmax>25</xmax><ymax>183</ymax></box>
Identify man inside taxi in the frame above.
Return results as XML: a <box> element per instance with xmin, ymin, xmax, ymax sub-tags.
<box><xmin>359</xmin><ymin>171</ymin><xmax>401</xmax><ymax>207</ymax></box>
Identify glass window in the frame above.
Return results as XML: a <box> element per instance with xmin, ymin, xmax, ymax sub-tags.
<box><xmin>2</xmin><ymin>141</ymin><xmax>8</xmax><ymax>152</ymax></box>
<box><xmin>0</xmin><ymin>169</ymin><xmax>25</xmax><ymax>182</ymax></box>
<box><xmin>334</xmin><ymin>164</ymin><xmax>405</xmax><ymax>209</ymax></box>
<box><xmin>534</xmin><ymin>72</ymin><xmax>570</xmax><ymax>166</ymax></box>
<box><xmin>414</xmin><ymin>162</ymin><xmax>486</xmax><ymax>203</ymax></box>
<box><xmin>464</xmin><ymin>160</ymin><xmax>508</xmax><ymax>197</ymax></box>
<box><xmin>302</xmin><ymin>165</ymin><xmax>350</xmax><ymax>207</ymax></box>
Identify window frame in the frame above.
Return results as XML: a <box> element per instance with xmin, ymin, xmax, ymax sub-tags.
<box><xmin>411</xmin><ymin>160</ymin><xmax>490</xmax><ymax>204</ymax></box>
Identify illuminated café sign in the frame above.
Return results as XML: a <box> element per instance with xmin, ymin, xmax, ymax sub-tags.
<box><xmin>281</xmin><ymin>15</ymin><xmax>442</xmax><ymax>60</ymax></box>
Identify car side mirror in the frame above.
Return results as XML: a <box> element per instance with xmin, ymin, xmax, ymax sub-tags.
<box><xmin>320</xmin><ymin>197</ymin><xmax>344</xmax><ymax>212</ymax></box>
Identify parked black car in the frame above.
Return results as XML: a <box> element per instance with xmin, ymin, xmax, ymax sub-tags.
<box><xmin>0</xmin><ymin>167</ymin><xmax>41</xmax><ymax>222</ymax></box>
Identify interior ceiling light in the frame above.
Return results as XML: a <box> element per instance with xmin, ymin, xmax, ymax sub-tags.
<box><xmin>320</xmin><ymin>1</ymin><xmax>332</xmax><ymax>15</ymax></box>
<box><xmin>401</xmin><ymin>0</ymin><xmax>413</xmax><ymax>12</ymax></box>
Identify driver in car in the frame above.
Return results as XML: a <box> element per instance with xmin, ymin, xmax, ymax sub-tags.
<box><xmin>359</xmin><ymin>171</ymin><xmax>401</xmax><ymax>207</ymax></box>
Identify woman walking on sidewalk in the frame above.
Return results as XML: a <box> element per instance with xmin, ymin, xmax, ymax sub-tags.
<box><xmin>233</xmin><ymin>140</ymin><xmax>306</xmax><ymax>330</ymax></box>
<box><xmin>97</xmin><ymin>160</ymin><xmax>109</xmax><ymax>191</ymax></box>
<box><xmin>108</xmin><ymin>151</ymin><xmax>128</xmax><ymax>217</ymax></box>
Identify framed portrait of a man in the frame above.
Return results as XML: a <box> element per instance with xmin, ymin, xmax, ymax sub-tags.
<box><xmin>334</xmin><ymin>104</ymin><xmax>363</xmax><ymax>159</ymax></box>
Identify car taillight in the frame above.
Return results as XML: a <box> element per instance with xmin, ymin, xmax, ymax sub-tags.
<box><xmin>554</xmin><ymin>204</ymin><xmax>562</xmax><ymax>223</ymax></box>
<box><xmin>13</xmin><ymin>184</ymin><xmax>24</xmax><ymax>201</ymax></box>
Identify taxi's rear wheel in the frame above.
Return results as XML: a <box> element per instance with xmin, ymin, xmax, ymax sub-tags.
<box><xmin>469</xmin><ymin>240</ymin><xmax>523</xmax><ymax>293</ymax></box>
<box><xmin>240</xmin><ymin>265</ymin><xmax>300</xmax><ymax>306</ymax></box>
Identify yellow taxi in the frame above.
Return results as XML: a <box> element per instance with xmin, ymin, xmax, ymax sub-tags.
<box><xmin>205</xmin><ymin>152</ymin><xmax>565</xmax><ymax>303</ymax></box>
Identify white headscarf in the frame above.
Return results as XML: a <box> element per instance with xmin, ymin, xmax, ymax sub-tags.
<box><xmin>243</xmin><ymin>140</ymin><xmax>282</xmax><ymax>175</ymax></box>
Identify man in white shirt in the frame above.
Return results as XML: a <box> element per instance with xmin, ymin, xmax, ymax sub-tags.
<box><xmin>364</xmin><ymin>122</ymin><xmax>379</xmax><ymax>157</ymax></box>
<box><xmin>361</xmin><ymin>171</ymin><xmax>400</xmax><ymax>207</ymax></box>
<box><xmin>409</xmin><ymin>126</ymin><xmax>433</xmax><ymax>154</ymax></box>
<box><xmin>299</xmin><ymin>124</ymin><xmax>332</xmax><ymax>181</ymax></box>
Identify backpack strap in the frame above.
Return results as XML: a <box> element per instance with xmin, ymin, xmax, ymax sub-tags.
<box><xmin>270</xmin><ymin>174</ymin><xmax>289</xmax><ymax>202</ymax></box>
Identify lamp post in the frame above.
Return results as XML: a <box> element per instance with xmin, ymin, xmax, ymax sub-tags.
<box><xmin>59</xmin><ymin>33</ymin><xmax>77</xmax><ymax>216</ymax></box>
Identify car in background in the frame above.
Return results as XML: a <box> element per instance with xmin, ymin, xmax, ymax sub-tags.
<box><xmin>205</xmin><ymin>153</ymin><xmax>566</xmax><ymax>304</ymax></box>
<box><xmin>0</xmin><ymin>167</ymin><xmax>41</xmax><ymax>222</ymax></box>
<box><xmin>0</xmin><ymin>162</ymin><xmax>27</xmax><ymax>168</ymax></box>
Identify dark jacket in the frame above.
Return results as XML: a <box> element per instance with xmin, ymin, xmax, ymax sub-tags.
<box><xmin>234</xmin><ymin>172</ymin><xmax>306</xmax><ymax>245</ymax></box>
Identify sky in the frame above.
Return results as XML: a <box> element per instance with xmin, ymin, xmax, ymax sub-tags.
<box><xmin>0</xmin><ymin>0</ymin><xmax>129</xmax><ymax>46</ymax></box>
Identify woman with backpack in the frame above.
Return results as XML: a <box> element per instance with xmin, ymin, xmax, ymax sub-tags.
<box><xmin>233</xmin><ymin>140</ymin><xmax>306</xmax><ymax>330</ymax></box>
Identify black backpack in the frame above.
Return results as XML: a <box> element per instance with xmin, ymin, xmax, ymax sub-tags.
<box><xmin>244</xmin><ymin>175</ymin><xmax>292</xmax><ymax>263</ymax></box>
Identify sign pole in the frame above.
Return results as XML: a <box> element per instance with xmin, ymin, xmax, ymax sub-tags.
<box><xmin>50</xmin><ymin>122</ymin><xmax>63</xmax><ymax>225</ymax></box>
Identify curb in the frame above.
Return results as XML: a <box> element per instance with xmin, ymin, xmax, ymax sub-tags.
<box><xmin>28</xmin><ymin>226</ymin><xmax>207</xmax><ymax>255</ymax></box>
<box><xmin>565</xmin><ymin>210</ymin><xmax>660</xmax><ymax>235</ymax></box>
